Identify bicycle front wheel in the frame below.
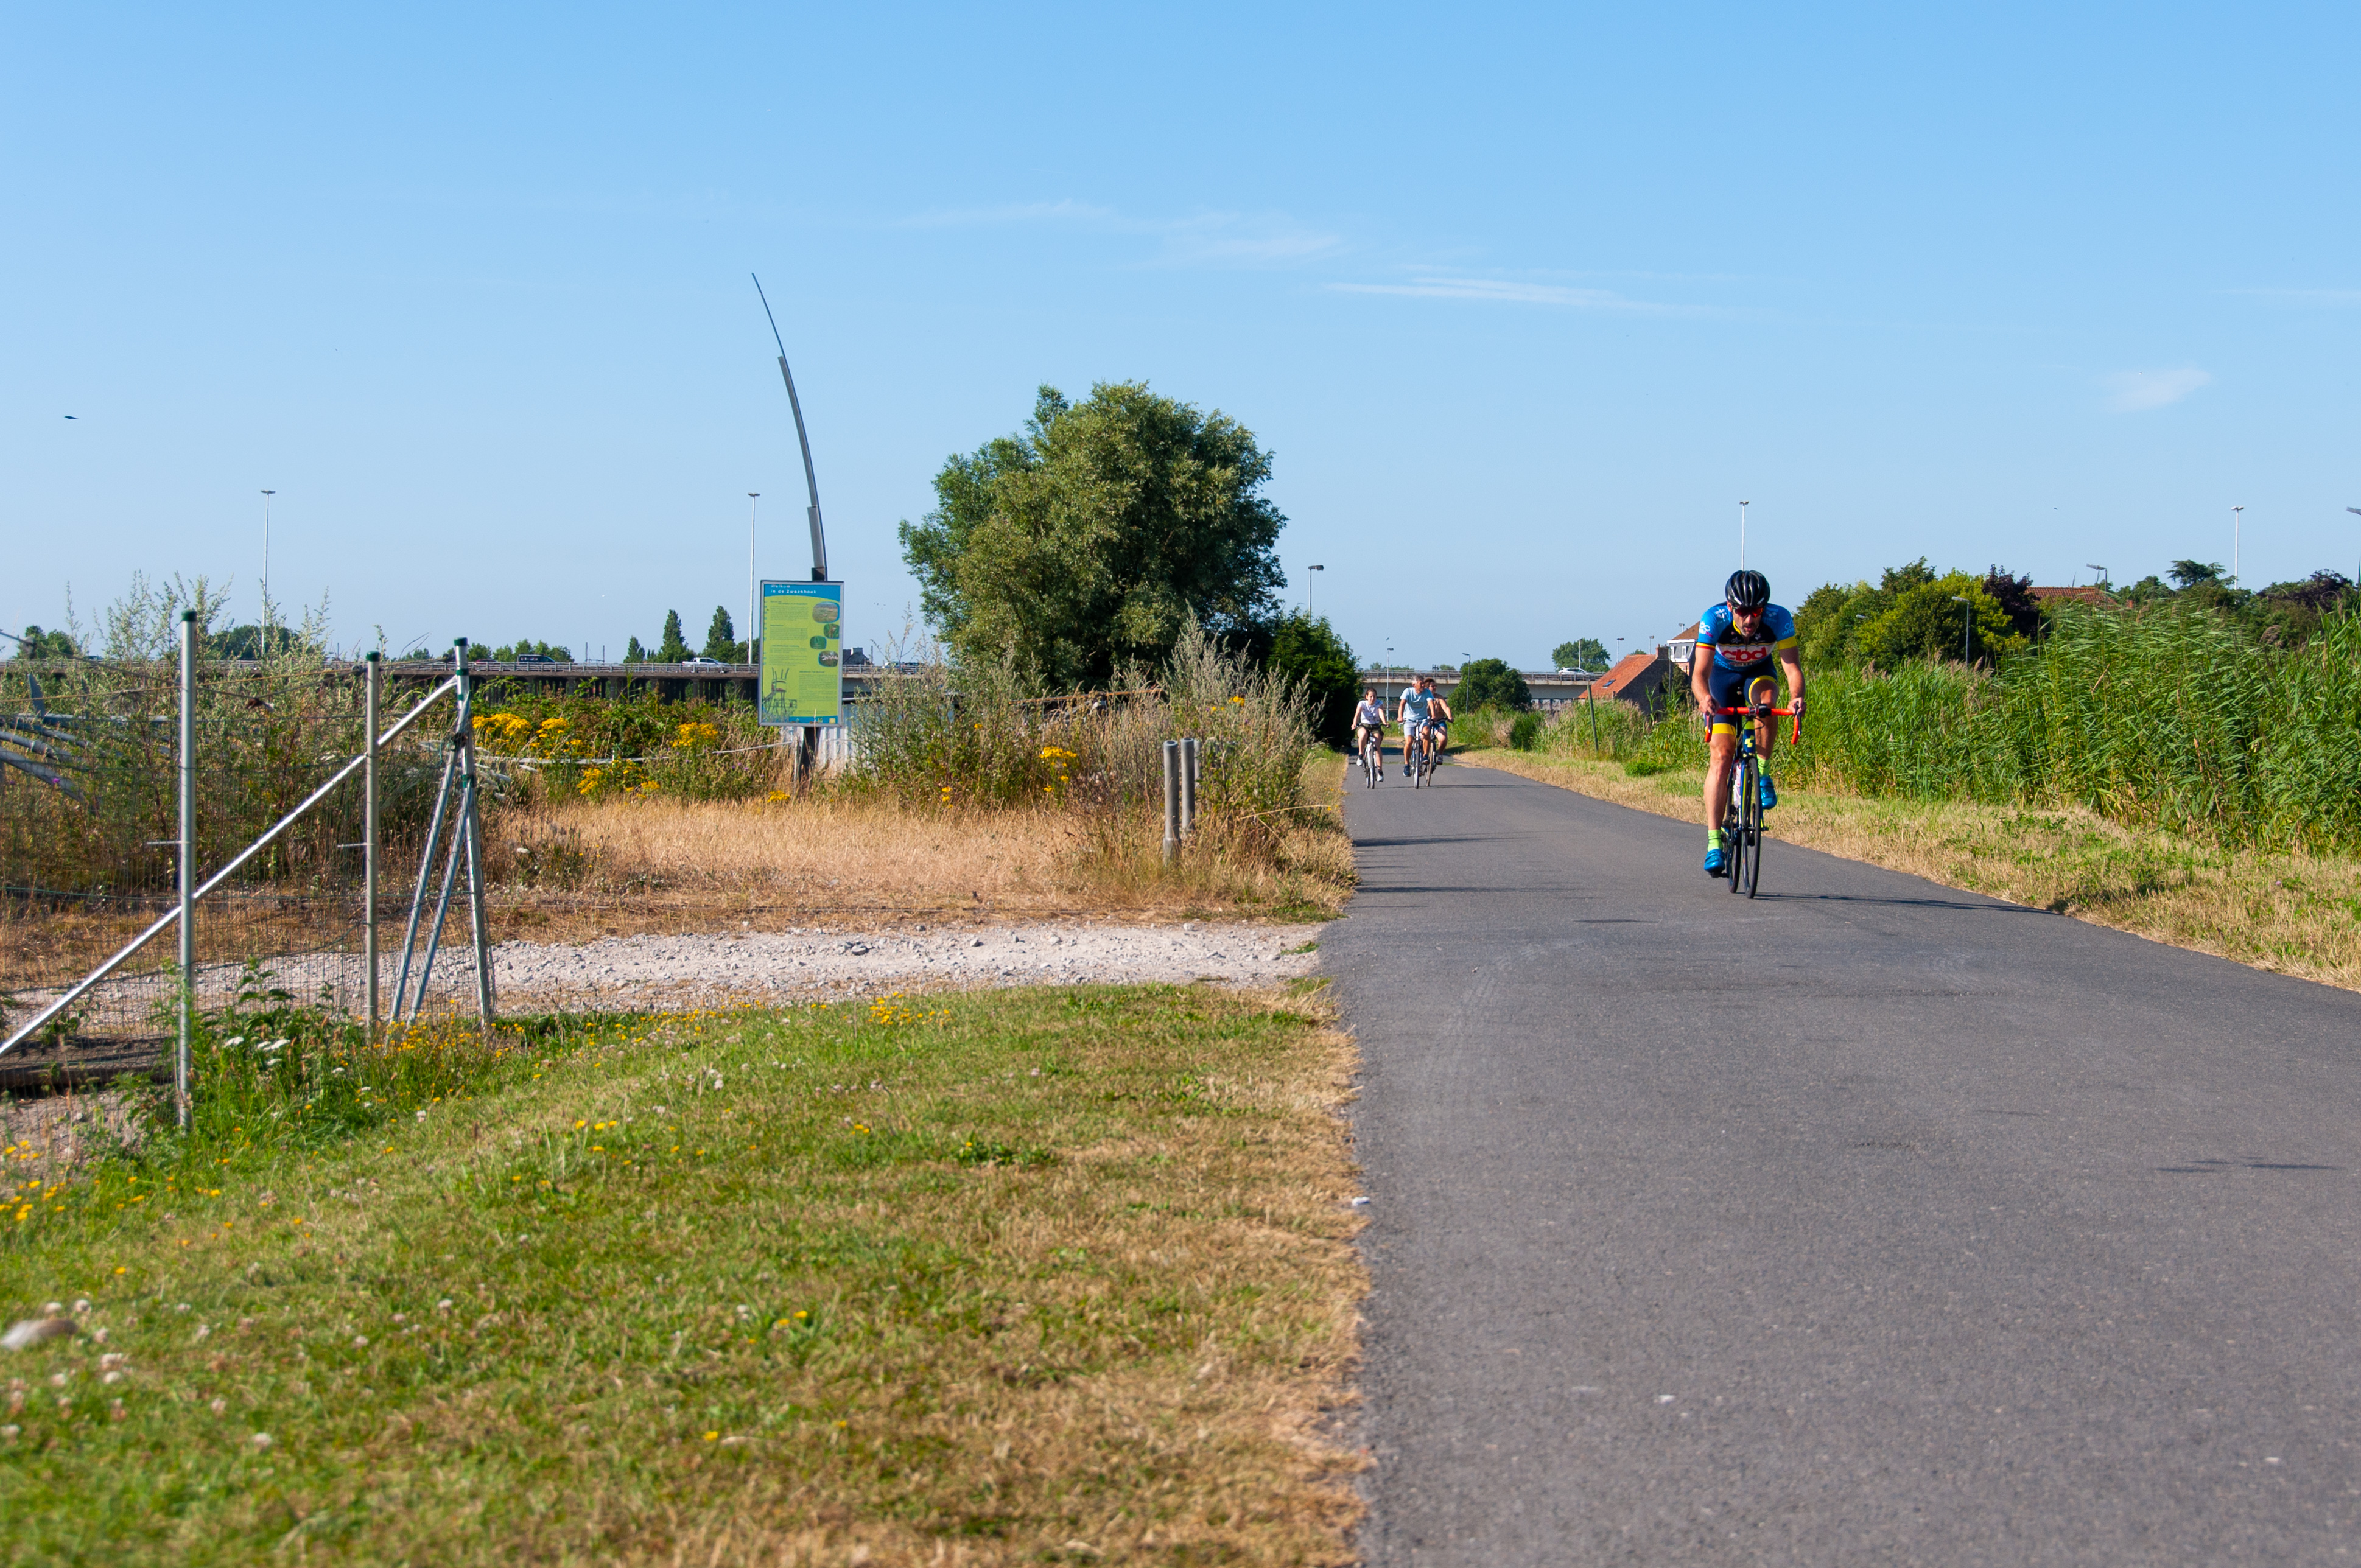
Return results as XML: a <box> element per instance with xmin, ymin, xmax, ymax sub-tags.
<box><xmin>1727</xmin><ymin>756</ymin><xmax>1754</xmax><ymax>894</ymax></box>
<box><xmin>1742</xmin><ymin>767</ymin><xmax>1763</xmax><ymax>898</ymax></box>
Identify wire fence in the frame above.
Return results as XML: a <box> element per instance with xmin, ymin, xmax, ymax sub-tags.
<box><xmin>0</xmin><ymin>644</ymin><xmax>492</xmax><ymax>1095</ymax></box>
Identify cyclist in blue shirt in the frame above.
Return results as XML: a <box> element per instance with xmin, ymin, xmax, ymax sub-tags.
<box><xmin>1689</xmin><ymin>569</ymin><xmax>1806</xmax><ymax>876</ymax></box>
<box><xmin>1396</xmin><ymin>680</ymin><xmax>1433</xmax><ymax>780</ymax></box>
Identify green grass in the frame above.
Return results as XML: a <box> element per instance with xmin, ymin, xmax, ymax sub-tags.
<box><xmin>0</xmin><ymin>985</ymin><xmax>1363</xmax><ymax>1565</ymax></box>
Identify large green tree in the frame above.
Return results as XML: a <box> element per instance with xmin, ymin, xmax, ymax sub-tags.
<box><xmin>1266</xmin><ymin>612</ymin><xmax>1359</xmax><ymax>748</ymax></box>
<box><xmin>702</xmin><ymin>607</ymin><xmax>737</xmax><ymax>662</ymax></box>
<box><xmin>1453</xmin><ymin>657</ymin><xmax>1532</xmax><ymax>712</ymax></box>
<box><xmin>1551</xmin><ymin>638</ymin><xmax>1608</xmax><ymax>670</ymax></box>
<box><xmin>655</xmin><ymin>610</ymin><xmax>690</xmax><ymax>663</ymax></box>
<box><xmin>900</xmin><ymin>383</ymin><xmax>1286</xmax><ymax>690</ymax></box>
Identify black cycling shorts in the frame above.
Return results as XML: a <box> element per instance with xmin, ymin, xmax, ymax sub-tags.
<box><xmin>1705</xmin><ymin>662</ymin><xmax>1780</xmax><ymax>735</ymax></box>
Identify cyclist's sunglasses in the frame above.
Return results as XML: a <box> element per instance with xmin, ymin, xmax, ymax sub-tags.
<box><xmin>1727</xmin><ymin>601</ymin><xmax>1767</xmax><ymax>621</ymax></box>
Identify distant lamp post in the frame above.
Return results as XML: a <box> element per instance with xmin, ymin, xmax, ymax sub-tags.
<box><xmin>748</xmin><ymin>493</ymin><xmax>760</xmax><ymax>662</ymax></box>
<box><xmin>259</xmin><ymin>489</ymin><xmax>276</xmax><ymax>643</ymax></box>
<box><xmin>2347</xmin><ymin>508</ymin><xmax>2360</xmax><ymax>586</ymax></box>
<box><xmin>1949</xmin><ymin>595</ymin><xmax>1972</xmax><ymax>663</ymax></box>
<box><xmin>2233</xmin><ymin>505</ymin><xmax>2245</xmax><ymax>586</ymax></box>
<box><xmin>1307</xmin><ymin>564</ymin><xmax>1324</xmax><ymax>617</ymax></box>
<box><xmin>1738</xmin><ymin>500</ymin><xmax>1750</xmax><ymax>567</ymax></box>
<box><xmin>2086</xmin><ymin>564</ymin><xmax>2108</xmax><ymax>590</ymax></box>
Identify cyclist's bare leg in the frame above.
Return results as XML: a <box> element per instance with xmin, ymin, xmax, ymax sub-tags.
<box><xmin>1703</xmin><ymin>729</ymin><xmax>1739</xmax><ymax>828</ymax></box>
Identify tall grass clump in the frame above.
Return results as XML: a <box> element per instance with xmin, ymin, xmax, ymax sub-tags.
<box><xmin>1541</xmin><ymin>695</ymin><xmax>1668</xmax><ymax>764</ymax></box>
<box><xmin>1</xmin><ymin>658</ymin><xmax>448</xmax><ymax>901</ymax></box>
<box><xmin>847</xmin><ymin>632</ymin><xmax>1321</xmax><ymax>861</ymax></box>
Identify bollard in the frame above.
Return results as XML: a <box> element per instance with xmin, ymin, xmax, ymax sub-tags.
<box><xmin>1161</xmin><ymin>741</ymin><xmax>1180</xmax><ymax>861</ymax></box>
<box><xmin>1179</xmin><ymin>737</ymin><xmax>1198</xmax><ymax>838</ymax></box>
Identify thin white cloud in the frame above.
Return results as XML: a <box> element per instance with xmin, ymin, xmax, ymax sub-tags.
<box><xmin>2103</xmin><ymin>367</ymin><xmax>2211</xmax><ymax>412</ymax></box>
<box><xmin>899</xmin><ymin>199</ymin><xmax>1118</xmax><ymax>229</ymax></box>
<box><xmin>2226</xmin><ymin>287</ymin><xmax>2361</xmax><ymax>307</ymax></box>
<box><xmin>1327</xmin><ymin>273</ymin><xmax>1694</xmax><ymax>314</ymax></box>
<box><xmin>896</xmin><ymin>200</ymin><xmax>1339</xmax><ymax>265</ymax></box>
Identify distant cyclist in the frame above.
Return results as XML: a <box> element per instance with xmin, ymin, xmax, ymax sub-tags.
<box><xmin>1397</xmin><ymin>679</ymin><xmax>1433</xmax><ymax>780</ymax></box>
<box><xmin>1352</xmin><ymin>688</ymin><xmax>1387</xmax><ymax>780</ymax></box>
<box><xmin>1691</xmin><ymin>569</ymin><xmax>1805</xmax><ymax>876</ymax></box>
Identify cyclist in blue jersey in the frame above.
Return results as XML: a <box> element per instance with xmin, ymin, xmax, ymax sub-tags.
<box><xmin>1689</xmin><ymin>569</ymin><xmax>1805</xmax><ymax>876</ymax></box>
<box><xmin>1397</xmin><ymin>679</ymin><xmax>1433</xmax><ymax>780</ymax></box>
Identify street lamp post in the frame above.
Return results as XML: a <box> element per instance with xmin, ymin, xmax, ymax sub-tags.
<box><xmin>2233</xmin><ymin>505</ymin><xmax>2245</xmax><ymax>586</ymax></box>
<box><xmin>1950</xmin><ymin>595</ymin><xmax>1972</xmax><ymax>664</ymax></box>
<box><xmin>747</xmin><ymin>493</ymin><xmax>760</xmax><ymax>662</ymax></box>
<box><xmin>2348</xmin><ymin>509</ymin><xmax>2360</xmax><ymax>584</ymax></box>
<box><xmin>1739</xmin><ymin>500</ymin><xmax>1750</xmax><ymax>568</ymax></box>
<box><xmin>259</xmin><ymin>490</ymin><xmax>276</xmax><ymax>645</ymax></box>
<box><xmin>1307</xmin><ymin>564</ymin><xmax>1324</xmax><ymax>617</ymax></box>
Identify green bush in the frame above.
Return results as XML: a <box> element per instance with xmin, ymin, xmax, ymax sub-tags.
<box><xmin>1509</xmin><ymin>712</ymin><xmax>1543</xmax><ymax>751</ymax></box>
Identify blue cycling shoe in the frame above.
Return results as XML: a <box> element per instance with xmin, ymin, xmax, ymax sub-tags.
<box><xmin>1758</xmin><ymin>774</ymin><xmax>1778</xmax><ymax>810</ymax></box>
<box><xmin>1703</xmin><ymin>843</ymin><xmax>1726</xmax><ymax>876</ymax></box>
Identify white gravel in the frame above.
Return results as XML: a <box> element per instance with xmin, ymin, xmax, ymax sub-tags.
<box><xmin>489</xmin><ymin>920</ymin><xmax>1325</xmax><ymax>1010</ymax></box>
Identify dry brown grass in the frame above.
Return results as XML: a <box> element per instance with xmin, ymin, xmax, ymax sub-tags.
<box><xmin>1</xmin><ymin>773</ymin><xmax>1356</xmax><ymax>997</ymax></box>
<box><xmin>485</xmin><ymin>760</ymin><xmax>1354</xmax><ymax>944</ymax></box>
<box><xmin>1459</xmin><ymin>747</ymin><xmax>2361</xmax><ymax>992</ymax></box>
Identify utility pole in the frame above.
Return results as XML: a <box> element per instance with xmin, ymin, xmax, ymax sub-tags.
<box><xmin>259</xmin><ymin>490</ymin><xmax>276</xmax><ymax>647</ymax></box>
<box><xmin>748</xmin><ymin>493</ymin><xmax>760</xmax><ymax>662</ymax></box>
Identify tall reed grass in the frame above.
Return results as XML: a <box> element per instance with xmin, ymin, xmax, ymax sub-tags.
<box><xmin>1531</xmin><ymin>604</ymin><xmax>2361</xmax><ymax>851</ymax></box>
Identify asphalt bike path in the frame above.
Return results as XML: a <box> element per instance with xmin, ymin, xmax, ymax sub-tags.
<box><xmin>1325</xmin><ymin>758</ymin><xmax>2361</xmax><ymax>1565</ymax></box>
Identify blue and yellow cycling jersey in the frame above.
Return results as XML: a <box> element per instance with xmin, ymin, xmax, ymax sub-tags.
<box><xmin>1696</xmin><ymin>603</ymin><xmax>1798</xmax><ymax>671</ymax></box>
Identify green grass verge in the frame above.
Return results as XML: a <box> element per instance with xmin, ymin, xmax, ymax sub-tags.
<box><xmin>1</xmin><ymin>986</ymin><xmax>1364</xmax><ymax>1564</ymax></box>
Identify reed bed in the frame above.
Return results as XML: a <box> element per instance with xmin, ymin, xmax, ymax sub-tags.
<box><xmin>1535</xmin><ymin>604</ymin><xmax>2361</xmax><ymax>851</ymax></box>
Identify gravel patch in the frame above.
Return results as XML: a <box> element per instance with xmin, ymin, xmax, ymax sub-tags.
<box><xmin>491</xmin><ymin>920</ymin><xmax>1325</xmax><ymax>1011</ymax></box>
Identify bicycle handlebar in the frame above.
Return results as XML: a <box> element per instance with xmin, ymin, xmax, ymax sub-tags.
<box><xmin>1705</xmin><ymin>705</ymin><xmax>1803</xmax><ymax>743</ymax></box>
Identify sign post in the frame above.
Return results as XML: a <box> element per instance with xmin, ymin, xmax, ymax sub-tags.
<box><xmin>760</xmin><ymin>581</ymin><xmax>844</xmax><ymax>785</ymax></box>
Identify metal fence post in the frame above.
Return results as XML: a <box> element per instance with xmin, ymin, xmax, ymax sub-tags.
<box><xmin>457</xmin><ymin>640</ymin><xmax>496</xmax><ymax>1032</ymax></box>
<box><xmin>1179</xmin><ymin>737</ymin><xmax>1198</xmax><ymax>838</ymax></box>
<box><xmin>1161</xmin><ymin>741</ymin><xmax>1180</xmax><ymax>862</ymax></box>
<box><xmin>363</xmin><ymin>651</ymin><xmax>380</xmax><ymax>1041</ymax></box>
<box><xmin>177</xmin><ymin>611</ymin><xmax>196</xmax><ymax>1130</ymax></box>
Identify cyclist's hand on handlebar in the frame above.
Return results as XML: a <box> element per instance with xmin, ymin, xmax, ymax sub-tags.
<box><xmin>1789</xmin><ymin>696</ymin><xmax>1806</xmax><ymax>718</ymax></box>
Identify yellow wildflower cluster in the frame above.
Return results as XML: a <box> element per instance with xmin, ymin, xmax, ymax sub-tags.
<box><xmin>670</xmin><ymin>720</ymin><xmax>722</xmax><ymax>751</ymax></box>
<box><xmin>866</xmin><ymin>992</ymin><xmax>947</xmax><ymax>1028</ymax></box>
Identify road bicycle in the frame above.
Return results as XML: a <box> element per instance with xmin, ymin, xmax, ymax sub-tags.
<box><xmin>1411</xmin><ymin>724</ymin><xmax>1442</xmax><ymax>787</ymax></box>
<box><xmin>1356</xmin><ymin>726</ymin><xmax>1383</xmax><ymax>788</ymax></box>
<box><xmin>1705</xmin><ymin>697</ymin><xmax>1800</xmax><ymax>898</ymax></box>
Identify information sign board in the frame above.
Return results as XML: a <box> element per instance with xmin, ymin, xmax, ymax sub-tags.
<box><xmin>758</xmin><ymin>580</ymin><xmax>843</xmax><ymax>726</ymax></box>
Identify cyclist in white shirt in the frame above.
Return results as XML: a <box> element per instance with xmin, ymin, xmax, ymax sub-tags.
<box><xmin>1352</xmin><ymin>689</ymin><xmax>1387</xmax><ymax>780</ymax></box>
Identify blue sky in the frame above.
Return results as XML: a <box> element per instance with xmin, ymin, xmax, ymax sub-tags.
<box><xmin>5</xmin><ymin>1</ymin><xmax>2356</xmax><ymax>670</ymax></box>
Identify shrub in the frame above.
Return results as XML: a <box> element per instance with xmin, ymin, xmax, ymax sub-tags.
<box><xmin>1509</xmin><ymin>712</ymin><xmax>1543</xmax><ymax>751</ymax></box>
